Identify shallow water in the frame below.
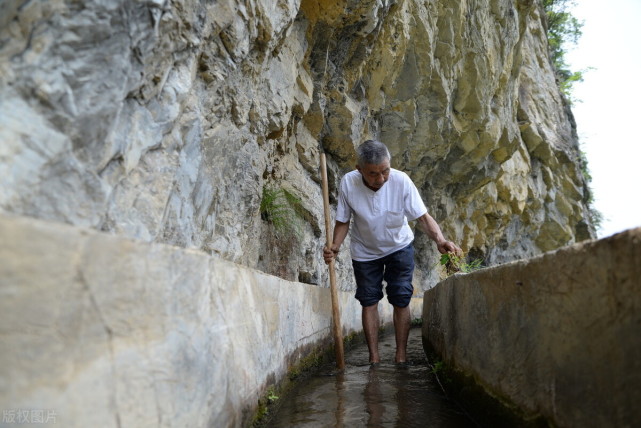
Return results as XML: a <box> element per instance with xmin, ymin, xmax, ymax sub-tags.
<box><xmin>267</xmin><ymin>327</ymin><xmax>477</xmax><ymax>427</ymax></box>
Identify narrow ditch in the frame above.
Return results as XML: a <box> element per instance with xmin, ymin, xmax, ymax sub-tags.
<box><xmin>263</xmin><ymin>327</ymin><xmax>479</xmax><ymax>427</ymax></box>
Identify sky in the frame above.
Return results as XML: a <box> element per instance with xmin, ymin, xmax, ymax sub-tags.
<box><xmin>565</xmin><ymin>0</ymin><xmax>641</xmax><ymax>238</ymax></box>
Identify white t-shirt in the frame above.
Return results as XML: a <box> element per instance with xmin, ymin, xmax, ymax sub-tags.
<box><xmin>336</xmin><ymin>168</ymin><xmax>428</xmax><ymax>261</ymax></box>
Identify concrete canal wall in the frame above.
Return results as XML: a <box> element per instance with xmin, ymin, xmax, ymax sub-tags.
<box><xmin>423</xmin><ymin>228</ymin><xmax>641</xmax><ymax>427</ymax></box>
<box><xmin>0</xmin><ymin>214</ymin><xmax>423</xmax><ymax>427</ymax></box>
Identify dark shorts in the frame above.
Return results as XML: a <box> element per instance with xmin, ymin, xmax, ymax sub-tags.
<box><xmin>352</xmin><ymin>243</ymin><xmax>415</xmax><ymax>308</ymax></box>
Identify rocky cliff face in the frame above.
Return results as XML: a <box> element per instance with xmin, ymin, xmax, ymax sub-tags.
<box><xmin>1</xmin><ymin>0</ymin><xmax>594</xmax><ymax>291</ymax></box>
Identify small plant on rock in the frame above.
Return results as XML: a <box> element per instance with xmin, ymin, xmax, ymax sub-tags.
<box><xmin>431</xmin><ymin>360</ymin><xmax>445</xmax><ymax>375</ymax></box>
<box><xmin>267</xmin><ymin>388</ymin><xmax>279</xmax><ymax>403</ymax></box>
<box><xmin>260</xmin><ymin>186</ymin><xmax>304</xmax><ymax>240</ymax></box>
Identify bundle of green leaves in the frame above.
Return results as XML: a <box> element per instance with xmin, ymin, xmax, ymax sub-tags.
<box><xmin>438</xmin><ymin>253</ymin><xmax>483</xmax><ymax>276</ymax></box>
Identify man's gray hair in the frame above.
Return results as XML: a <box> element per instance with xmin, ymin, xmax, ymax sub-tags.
<box><xmin>356</xmin><ymin>140</ymin><xmax>391</xmax><ymax>166</ymax></box>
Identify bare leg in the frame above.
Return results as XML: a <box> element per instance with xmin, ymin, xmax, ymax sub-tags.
<box><xmin>393</xmin><ymin>305</ymin><xmax>411</xmax><ymax>363</ymax></box>
<box><xmin>362</xmin><ymin>304</ymin><xmax>380</xmax><ymax>363</ymax></box>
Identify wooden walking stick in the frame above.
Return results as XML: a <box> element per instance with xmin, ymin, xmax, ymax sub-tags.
<box><xmin>320</xmin><ymin>152</ymin><xmax>345</xmax><ymax>370</ymax></box>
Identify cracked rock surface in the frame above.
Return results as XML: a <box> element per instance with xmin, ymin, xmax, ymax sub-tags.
<box><xmin>1</xmin><ymin>0</ymin><xmax>595</xmax><ymax>292</ymax></box>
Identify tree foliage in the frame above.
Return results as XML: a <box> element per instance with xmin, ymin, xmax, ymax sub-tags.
<box><xmin>542</xmin><ymin>1</ymin><xmax>601</xmax><ymax>232</ymax></box>
<box><xmin>542</xmin><ymin>0</ymin><xmax>585</xmax><ymax>100</ymax></box>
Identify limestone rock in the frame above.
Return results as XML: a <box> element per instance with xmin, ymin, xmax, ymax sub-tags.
<box><xmin>0</xmin><ymin>0</ymin><xmax>595</xmax><ymax>292</ymax></box>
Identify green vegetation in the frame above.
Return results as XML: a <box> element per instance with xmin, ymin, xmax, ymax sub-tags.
<box><xmin>438</xmin><ymin>253</ymin><xmax>484</xmax><ymax>276</ymax></box>
<box><xmin>287</xmin><ymin>346</ymin><xmax>326</xmax><ymax>382</ymax></box>
<box><xmin>579</xmin><ymin>149</ymin><xmax>604</xmax><ymax>230</ymax></box>
<box><xmin>260</xmin><ymin>186</ymin><xmax>305</xmax><ymax>239</ymax></box>
<box><xmin>542</xmin><ymin>0</ymin><xmax>587</xmax><ymax>101</ymax></box>
<box><xmin>266</xmin><ymin>388</ymin><xmax>279</xmax><ymax>403</ymax></box>
<box><xmin>429</xmin><ymin>359</ymin><xmax>453</xmax><ymax>384</ymax></box>
<box><xmin>543</xmin><ymin>1</ymin><xmax>602</xmax><ymax>233</ymax></box>
<box><xmin>431</xmin><ymin>360</ymin><xmax>445</xmax><ymax>375</ymax></box>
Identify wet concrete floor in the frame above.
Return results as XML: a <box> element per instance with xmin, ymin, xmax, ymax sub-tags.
<box><xmin>266</xmin><ymin>327</ymin><xmax>478</xmax><ymax>427</ymax></box>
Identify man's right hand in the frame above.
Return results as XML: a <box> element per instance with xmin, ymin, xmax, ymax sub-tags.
<box><xmin>323</xmin><ymin>245</ymin><xmax>339</xmax><ymax>264</ymax></box>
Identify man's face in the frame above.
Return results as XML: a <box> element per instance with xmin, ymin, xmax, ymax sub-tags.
<box><xmin>357</xmin><ymin>159</ymin><xmax>390</xmax><ymax>191</ymax></box>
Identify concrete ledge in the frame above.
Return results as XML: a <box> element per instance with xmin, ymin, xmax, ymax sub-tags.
<box><xmin>0</xmin><ymin>214</ymin><xmax>422</xmax><ymax>427</ymax></box>
<box><xmin>423</xmin><ymin>228</ymin><xmax>641</xmax><ymax>427</ymax></box>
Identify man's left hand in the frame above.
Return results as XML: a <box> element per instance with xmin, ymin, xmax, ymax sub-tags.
<box><xmin>437</xmin><ymin>241</ymin><xmax>463</xmax><ymax>257</ymax></box>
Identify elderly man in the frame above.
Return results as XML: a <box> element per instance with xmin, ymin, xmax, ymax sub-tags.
<box><xmin>323</xmin><ymin>139</ymin><xmax>462</xmax><ymax>364</ymax></box>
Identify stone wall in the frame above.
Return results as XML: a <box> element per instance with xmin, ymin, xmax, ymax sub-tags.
<box><xmin>0</xmin><ymin>214</ymin><xmax>423</xmax><ymax>427</ymax></box>
<box><xmin>1</xmin><ymin>0</ymin><xmax>595</xmax><ymax>294</ymax></box>
<box><xmin>422</xmin><ymin>228</ymin><xmax>641</xmax><ymax>427</ymax></box>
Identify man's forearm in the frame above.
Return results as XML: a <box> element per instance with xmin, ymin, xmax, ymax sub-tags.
<box><xmin>417</xmin><ymin>213</ymin><xmax>446</xmax><ymax>245</ymax></box>
<box><xmin>417</xmin><ymin>212</ymin><xmax>463</xmax><ymax>255</ymax></box>
<box><xmin>332</xmin><ymin>220</ymin><xmax>350</xmax><ymax>251</ymax></box>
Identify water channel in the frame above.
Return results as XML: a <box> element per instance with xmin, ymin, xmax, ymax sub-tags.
<box><xmin>266</xmin><ymin>327</ymin><xmax>479</xmax><ymax>427</ymax></box>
